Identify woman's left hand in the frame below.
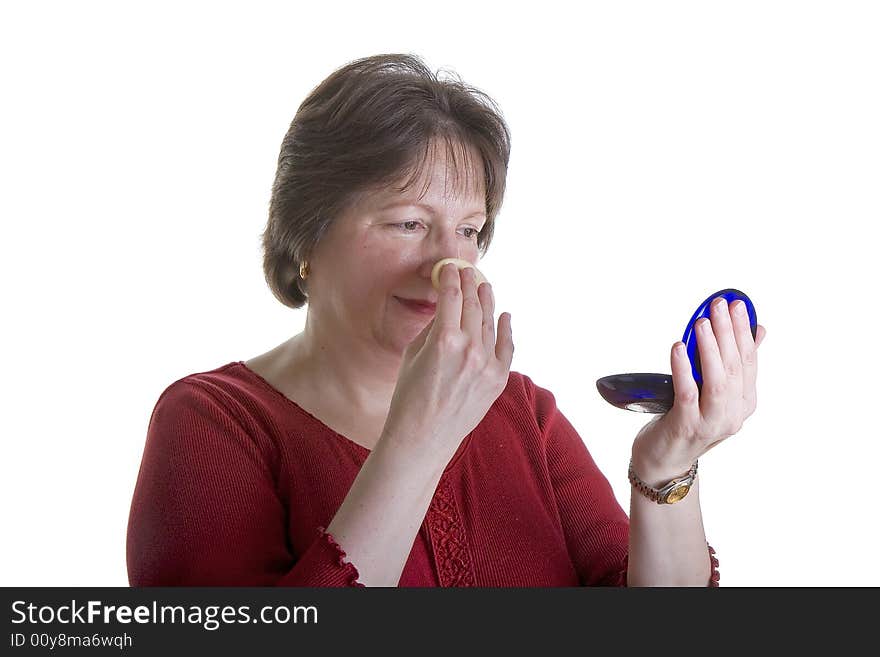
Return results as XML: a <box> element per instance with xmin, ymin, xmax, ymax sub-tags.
<box><xmin>631</xmin><ymin>297</ymin><xmax>767</xmax><ymax>480</ymax></box>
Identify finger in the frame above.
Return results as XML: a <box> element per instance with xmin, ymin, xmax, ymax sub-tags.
<box><xmin>435</xmin><ymin>262</ymin><xmax>462</xmax><ymax>331</ymax></box>
<box><xmin>711</xmin><ymin>297</ymin><xmax>743</xmax><ymax>400</ymax></box>
<box><xmin>670</xmin><ymin>341</ymin><xmax>700</xmax><ymax>424</ymax></box>
<box><xmin>479</xmin><ymin>281</ymin><xmax>495</xmax><ymax>350</ymax></box>
<box><xmin>731</xmin><ymin>301</ymin><xmax>758</xmax><ymax>411</ymax></box>
<box><xmin>459</xmin><ymin>265</ymin><xmax>483</xmax><ymax>338</ymax></box>
<box><xmin>695</xmin><ymin>316</ymin><xmax>726</xmax><ymax>420</ymax></box>
<box><xmin>495</xmin><ymin>312</ymin><xmax>514</xmax><ymax>368</ymax></box>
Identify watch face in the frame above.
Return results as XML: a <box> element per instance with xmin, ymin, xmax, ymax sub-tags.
<box><xmin>665</xmin><ymin>484</ymin><xmax>691</xmax><ymax>504</ymax></box>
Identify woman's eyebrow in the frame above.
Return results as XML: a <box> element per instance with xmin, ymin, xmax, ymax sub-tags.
<box><xmin>378</xmin><ymin>200</ymin><xmax>486</xmax><ymax>219</ymax></box>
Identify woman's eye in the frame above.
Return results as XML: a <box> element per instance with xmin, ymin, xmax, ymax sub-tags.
<box><xmin>393</xmin><ymin>221</ymin><xmax>479</xmax><ymax>239</ymax></box>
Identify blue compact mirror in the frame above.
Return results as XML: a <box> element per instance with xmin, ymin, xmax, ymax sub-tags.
<box><xmin>596</xmin><ymin>289</ymin><xmax>758</xmax><ymax>413</ymax></box>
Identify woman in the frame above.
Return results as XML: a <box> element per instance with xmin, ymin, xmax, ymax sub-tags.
<box><xmin>126</xmin><ymin>53</ymin><xmax>766</xmax><ymax>587</ymax></box>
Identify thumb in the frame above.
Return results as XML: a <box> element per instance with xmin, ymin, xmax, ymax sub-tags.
<box><xmin>404</xmin><ymin>318</ymin><xmax>434</xmax><ymax>357</ymax></box>
<box><xmin>755</xmin><ymin>324</ymin><xmax>767</xmax><ymax>349</ymax></box>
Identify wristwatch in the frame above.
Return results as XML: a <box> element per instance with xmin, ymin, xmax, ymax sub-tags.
<box><xmin>628</xmin><ymin>459</ymin><xmax>698</xmax><ymax>504</ymax></box>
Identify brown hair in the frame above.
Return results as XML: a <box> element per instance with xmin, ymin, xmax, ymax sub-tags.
<box><xmin>260</xmin><ymin>53</ymin><xmax>512</xmax><ymax>309</ymax></box>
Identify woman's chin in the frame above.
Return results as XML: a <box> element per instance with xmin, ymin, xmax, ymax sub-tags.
<box><xmin>393</xmin><ymin>320</ymin><xmax>432</xmax><ymax>351</ymax></box>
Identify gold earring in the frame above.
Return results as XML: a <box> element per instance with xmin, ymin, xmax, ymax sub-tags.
<box><xmin>299</xmin><ymin>261</ymin><xmax>310</xmax><ymax>280</ymax></box>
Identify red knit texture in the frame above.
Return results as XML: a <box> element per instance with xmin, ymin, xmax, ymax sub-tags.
<box><xmin>126</xmin><ymin>362</ymin><xmax>719</xmax><ymax>587</ymax></box>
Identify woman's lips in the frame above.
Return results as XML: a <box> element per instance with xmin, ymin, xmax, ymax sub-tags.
<box><xmin>395</xmin><ymin>297</ymin><xmax>437</xmax><ymax>314</ymax></box>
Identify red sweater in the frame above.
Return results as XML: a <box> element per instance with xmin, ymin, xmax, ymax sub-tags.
<box><xmin>126</xmin><ymin>361</ymin><xmax>719</xmax><ymax>586</ymax></box>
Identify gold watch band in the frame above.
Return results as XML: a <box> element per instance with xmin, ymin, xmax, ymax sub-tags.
<box><xmin>628</xmin><ymin>459</ymin><xmax>698</xmax><ymax>504</ymax></box>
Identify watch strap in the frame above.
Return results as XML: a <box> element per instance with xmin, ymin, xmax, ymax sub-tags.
<box><xmin>628</xmin><ymin>458</ymin><xmax>698</xmax><ymax>504</ymax></box>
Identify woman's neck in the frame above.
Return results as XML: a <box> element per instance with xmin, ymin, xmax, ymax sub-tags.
<box><xmin>285</xmin><ymin>326</ymin><xmax>402</xmax><ymax>420</ymax></box>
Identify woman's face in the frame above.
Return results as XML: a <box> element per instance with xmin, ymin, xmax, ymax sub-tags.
<box><xmin>308</xmin><ymin>141</ymin><xmax>488</xmax><ymax>356</ymax></box>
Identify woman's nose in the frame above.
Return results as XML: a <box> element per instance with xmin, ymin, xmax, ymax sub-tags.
<box><xmin>418</xmin><ymin>231</ymin><xmax>463</xmax><ymax>277</ymax></box>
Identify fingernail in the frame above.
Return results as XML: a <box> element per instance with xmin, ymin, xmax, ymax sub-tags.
<box><xmin>735</xmin><ymin>301</ymin><xmax>746</xmax><ymax>316</ymax></box>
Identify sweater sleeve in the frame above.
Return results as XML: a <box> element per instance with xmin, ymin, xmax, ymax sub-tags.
<box><xmin>530</xmin><ymin>379</ymin><xmax>631</xmax><ymax>586</ymax></box>
<box><xmin>126</xmin><ymin>380</ymin><xmax>363</xmax><ymax>587</ymax></box>
<box><xmin>530</xmin><ymin>378</ymin><xmax>720</xmax><ymax>587</ymax></box>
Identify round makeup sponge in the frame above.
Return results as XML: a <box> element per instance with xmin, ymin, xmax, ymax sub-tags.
<box><xmin>431</xmin><ymin>258</ymin><xmax>488</xmax><ymax>291</ymax></box>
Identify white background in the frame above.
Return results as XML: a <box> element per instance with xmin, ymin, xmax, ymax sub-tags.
<box><xmin>2</xmin><ymin>1</ymin><xmax>878</xmax><ymax>586</ymax></box>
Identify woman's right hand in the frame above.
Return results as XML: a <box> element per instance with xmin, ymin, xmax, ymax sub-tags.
<box><xmin>382</xmin><ymin>262</ymin><xmax>515</xmax><ymax>465</ymax></box>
